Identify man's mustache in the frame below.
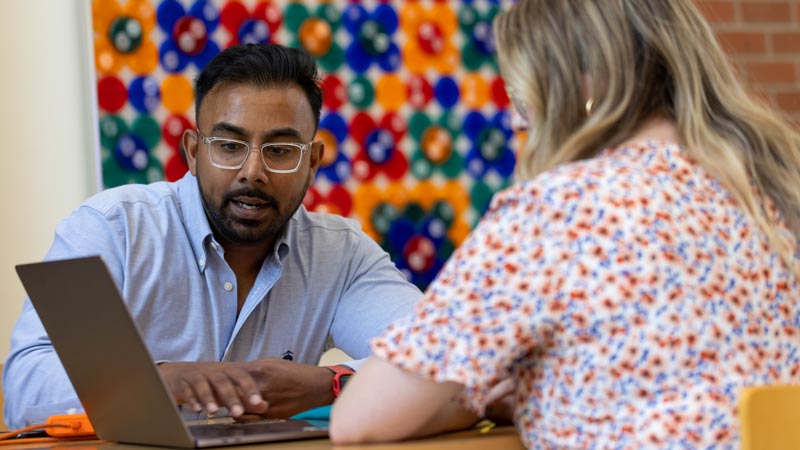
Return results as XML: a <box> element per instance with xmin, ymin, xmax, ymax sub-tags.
<box><xmin>223</xmin><ymin>188</ymin><xmax>279</xmax><ymax>208</ymax></box>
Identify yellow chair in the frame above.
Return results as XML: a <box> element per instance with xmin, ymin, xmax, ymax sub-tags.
<box><xmin>739</xmin><ymin>385</ymin><xmax>800</xmax><ymax>450</ymax></box>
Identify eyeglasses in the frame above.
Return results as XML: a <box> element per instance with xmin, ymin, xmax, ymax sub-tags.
<box><xmin>197</xmin><ymin>129</ymin><xmax>311</xmax><ymax>173</ymax></box>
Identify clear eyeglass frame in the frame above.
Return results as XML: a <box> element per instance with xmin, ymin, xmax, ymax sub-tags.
<box><xmin>197</xmin><ymin>129</ymin><xmax>312</xmax><ymax>174</ymax></box>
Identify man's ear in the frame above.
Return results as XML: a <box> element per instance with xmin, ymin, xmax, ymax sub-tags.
<box><xmin>182</xmin><ymin>128</ymin><xmax>199</xmax><ymax>175</ymax></box>
<box><xmin>308</xmin><ymin>140</ymin><xmax>324</xmax><ymax>176</ymax></box>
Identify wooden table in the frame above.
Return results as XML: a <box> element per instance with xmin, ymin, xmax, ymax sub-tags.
<box><xmin>0</xmin><ymin>426</ymin><xmax>524</xmax><ymax>450</ymax></box>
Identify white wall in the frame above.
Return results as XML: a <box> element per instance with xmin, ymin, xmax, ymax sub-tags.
<box><xmin>0</xmin><ymin>0</ymin><xmax>97</xmax><ymax>362</ymax></box>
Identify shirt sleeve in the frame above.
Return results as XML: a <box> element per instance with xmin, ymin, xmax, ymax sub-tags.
<box><xmin>328</xmin><ymin>232</ymin><xmax>422</xmax><ymax>360</ymax></box>
<box><xmin>369</xmin><ymin>185</ymin><xmax>553</xmax><ymax>416</ymax></box>
<box><xmin>3</xmin><ymin>205</ymin><xmax>126</xmax><ymax>429</ymax></box>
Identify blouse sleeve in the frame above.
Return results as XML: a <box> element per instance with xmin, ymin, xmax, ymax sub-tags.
<box><xmin>370</xmin><ymin>182</ymin><xmax>565</xmax><ymax>415</ymax></box>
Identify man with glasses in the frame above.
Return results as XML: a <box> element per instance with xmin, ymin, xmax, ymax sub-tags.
<box><xmin>3</xmin><ymin>44</ymin><xmax>421</xmax><ymax>429</ymax></box>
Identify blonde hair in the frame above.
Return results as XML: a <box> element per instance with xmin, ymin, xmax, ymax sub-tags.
<box><xmin>494</xmin><ymin>0</ymin><xmax>800</xmax><ymax>274</ymax></box>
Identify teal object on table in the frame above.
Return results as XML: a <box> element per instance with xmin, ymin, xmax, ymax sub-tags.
<box><xmin>291</xmin><ymin>405</ymin><xmax>332</xmax><ymax>421</ymax></box>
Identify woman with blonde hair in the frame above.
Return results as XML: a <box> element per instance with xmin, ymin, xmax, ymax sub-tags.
<box><xmin>331</xmin><ymin>0</ymin><xmax>800</xmax><ymax>448</ymax></box>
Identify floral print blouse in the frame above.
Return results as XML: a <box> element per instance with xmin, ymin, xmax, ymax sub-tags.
<box><xmin>372</xmin><ymin>141</ymin><xmax>800</xmax><ymax>449</ymax></box>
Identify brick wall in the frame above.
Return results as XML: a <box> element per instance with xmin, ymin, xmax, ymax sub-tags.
<box><xmin>697</xmin><ymin>0</ymin><xmax>800</xmax><ymax>125</ymax></box>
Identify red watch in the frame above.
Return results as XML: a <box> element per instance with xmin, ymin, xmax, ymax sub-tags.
<box><xmin>326</xmin><ymin>364</ymin><xmax>355</xmax><ymax>399</ymax></box>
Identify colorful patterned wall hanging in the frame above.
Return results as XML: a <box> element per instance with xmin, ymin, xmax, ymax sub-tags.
<box><xmin>92</xmin><ymin>0</ymin><xmax>519</xmax><ymax>290</ymax></box>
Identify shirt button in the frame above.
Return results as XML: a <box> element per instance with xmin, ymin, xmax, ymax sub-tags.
<box><xmin>198</xmin><ymin>258</ymin><xmax>205</xmax><ymax>267</ymax></box>
<box><xmin>210</xmin><ymin>242</ymin><xmax>218</xmax><ymax>250</ymax></box>
<box><xmin>224</xmin><ymin>282</ymin><xmax>234</xmax><ymax>291</ymax></box>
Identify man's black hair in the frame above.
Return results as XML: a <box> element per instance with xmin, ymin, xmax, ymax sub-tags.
<box><xmin>194</xmin><ymin>43</ymin><xmax>323</xmax><ymax>130</ymax></box>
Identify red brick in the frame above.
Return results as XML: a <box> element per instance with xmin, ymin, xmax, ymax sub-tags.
<box><xmin>696</xmin><ymin>1</ymin><xmax>737</xmax><ymax>23</ymax></box>
<box><xmin>773</xmin><ymin>32</ymin><xmax>800</xmax><ymax>53</ymax></box>
<box><xmin>746</xmin><ymin>62</ymin><xmax>797</xmax><ymax>84</ymax></box>
<box><xmin>775</xmin><ymin>91</ymin><xmax>800</xmax><ymax>112</ymax></box>
<box><xmin>717</xmin><ymin>31</ymin><xmax>767</xmax><ymax>54</ymax></box>
<box><xmin>741</xmin><ymin>2</ymin><xmax>792</xmax><ymax>23</ymax></box>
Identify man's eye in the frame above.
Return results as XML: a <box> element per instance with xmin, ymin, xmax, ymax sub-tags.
<box><xmin>217</xmin><ymin>142</ymin><xmax>246</xmax><ymax>152</ymax></box>
<box><xmin>265</xmin><ymin>145</ymin><xmax>295</xmax><ymax>157</ymax></box>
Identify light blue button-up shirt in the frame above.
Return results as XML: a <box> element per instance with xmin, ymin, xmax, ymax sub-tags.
<box><xmin>3</xmin><ymin>173</ymin><xmax>421</xmax><ymax>429</ymax></box>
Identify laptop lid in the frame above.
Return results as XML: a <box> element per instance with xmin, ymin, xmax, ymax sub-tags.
<box><xmin>15</xmin><ymin>256</ymin><xmax>328</xmax><ymax>448</ymax></box>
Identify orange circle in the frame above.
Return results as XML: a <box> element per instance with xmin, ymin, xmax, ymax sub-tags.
<box><xmin>400</xmin><ymin>3</ymin><xmax>426</xmax><ymax>34</ymax></box>
<box><xmin>433</xmin><ymin>43</ymin><xmax>459</xmax><ymax>74</ymax></box>
<box><xmin>317</xmin><ymin>129</ymin><xmax>338</xmax><ymax>166</ymax></box>
<box><xmin>123</xmin><ymin>0</ymin><xmax>156</xmax><ymax>33</ymax></box>
<box><xmin>375</xmin><ymin>74</ymin><xmax>407</xmax><ymax>111</ymax></box>
<box><xmin>94</xmin><ymin>38</ymin><xmax>124</xmax><ymax>75</ymax></box>
<box><xmin>431</xmin><ymin>4</ymin><xmax>458</xmax><ymax>36</ymax></box>
<box><xmin>402</xmin><ymin>42</ymin><xmax>429</xmax><ymax>75</ymax></box>
<box><xmin>299</xmin><ymin>18</ymin><xmax>333</xmax><ymax>56</ymax></box>
<box><xmin>161</xmin><ymin>74</ymin><xmax>194</xmax><ymax>114</ymax></box>
<box><xmin>128</xmin><ymin>39</ymin><xmax>158</xmax><ymax>75</ymax></box>
<box><xmin>460</xmin><ymin>73</ymin><xmax>490</xmax><ymax>109</ymax></box>
<box><xmin>92</xmin><ymin>0</ymin><xmax>122</xmax><ymax>35</ymax></box>
<box><xmin>385</xmin><ymin>182</ymin><xmax>411</xmax><ymax>208</ymax></box>
<box><xmin>421</xmin><ymin>126</ymin><xmax>452</xmax><ymax>164</ymax></box>
<box><xmin>442</xmin><ymin>180</ymin><xmax>469</xmax><ymax>214</ymax></box>
<box><xmin>410</xmin><ymin>180</ymin><xmax>438</xmax><ymax>210</ymax></box>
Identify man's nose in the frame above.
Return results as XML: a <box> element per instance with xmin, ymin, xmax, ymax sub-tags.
<box><xmin>238</xmin><ymin>149</ymin><xmax>269</xmax><ymax>183</ymax></box>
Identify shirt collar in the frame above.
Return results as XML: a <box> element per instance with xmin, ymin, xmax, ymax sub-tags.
<box><xmin>178</xmin><ymin>172</ymin><xmax>298</xmax><ymax>271</ymax></box>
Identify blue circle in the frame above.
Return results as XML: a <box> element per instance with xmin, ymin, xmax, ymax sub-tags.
<box><xmin>156</xmin><ymin>0</ymin><xmax>186</xmax><ymax>33</ymax></box>
<box><xmin>387</xmin><ymin>218</ymin><xmax>416</xmax><ymax>250</ymax></box>
<box><xmin>188</xmin><ymin>0</ymin><xmax>220</xmax><ymax>32</ymax></box>
<box><xmin>374</xmin><ymin>4</ymin><xmax>399</xmax><ymax>34</ymax></box>
<box><xmin>238</xmin><ymin>19</ymin><xmax>270</xmax><ymax>44</ymax></box>
<box><xmin>472</xmin><ymin>21</ymin><xmax>495</xmax><ymax>55</ymax></box>
<box><xmin>320</xmin><ymin>113</ymin><xmax>348</xmax><ymax>143</ymax></box>
<box><xmin>128</xmin><ymin>76</ymin><xmax>161</xmax><ymax>114</ymax></box>
<box><xmin>114</xmin><ymin>133</ymin><xmax>150</xmax><ymax>171</ymax></box>
<box><xmin>194</xmin><ymin>39</ymin><xmax>220</xmax><ymax>68</ymax></box>
<box><xmin>463</xmin><ymin>111</ymin><xmax>488</xmax><ymax>141</ymax></box>
<box><xmin>364</xmin><ymin>129</ymin><xmax>394</xmax><ymax>164</ymax></box>
<box><xmin>434</xmin><ymin>77</ymin><xmax>459</xmax><ymax>109</ymax></box>
<box><xmin>377</xmin><ymin>42</ymin><xmax>401</xmax><ymax>72</ymax></box>
<box><xmin>342</xmin><ymin>4</ymin><xmax>368</xmax><ymax>34</ymax></box>
<box><xmin>345</xmin><ymin>41</ymin><xmax>372</xmax><ymax>73</ymax></box>
<box><xmin>159</xmin><ymin>40</ymin><xmax>189</xmax><ymax>73</ymax></box>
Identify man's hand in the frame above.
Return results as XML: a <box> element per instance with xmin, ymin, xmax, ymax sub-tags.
<box><xmin>158</xmin><ymin>359</ymin><xmax>334</xmax><ymax>419</ymax></box>
<box><xmin>159</xmin><ymin>361</ymin><xmax>268</xmax><ymax>417</ymax></box>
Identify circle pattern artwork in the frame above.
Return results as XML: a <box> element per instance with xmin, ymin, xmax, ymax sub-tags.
<box><xmin>93</xmin><ymin>0</ymin><xmax>518</xmax><ymax>290</ymax></box>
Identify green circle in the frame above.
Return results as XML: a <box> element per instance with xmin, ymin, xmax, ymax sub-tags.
<box><xmin>319</xmin><ymin>43</ymin><xmax>344</xmax><ymax>72</ymax></box>
<box><xmin>410</xmin><ymin>152</ymin><xmax>434</xmax><ymax>179</ymax></box>
<box><xmin>316</xmin><ymin>3</ymin><xmax>341</xmax><ymax>31</ymax></box>
<box><xmin>132</xmin><ymin>115</ymin><xmax>161</xmax><ymax>150</ymax></box>
<box><xmin>371</xmin><ymin>202</ymin><xmax>399</xmax><ymax>235</ymax></box>
<box><xmin>408</xmin><ymin>112</ymin><xmax>432</xmax><ymax>141</ymax></box>
<box><xmin>440</xmin><ymin>151</ymin><xmax>464</xmax><ymax>179</ymax></box>
<box><xmin>431</xmin><ymin>201</ymin><xmax>455</xmax><ymax>226</ymax></box>
<box><xmin>462</xmin><ymin>42</ymin><xmax>486</xmax><ymax>72</ymax></box>
<box><xmin>458</xmin><ymin>5</ymin><xmax>479</xmax><ymax>32</ymax></box>
<box><xmin>402</xmin><ymin>203</ymin><xmax>426</xmax><ymax>222</ymax></box>
<box><xmin>438</xmin><ymin>110</ymin><xmax>461</xmax><ymax>136</ymax></box>
<box><xmin>470</xmin><ymin>182</ymin><xmax>495</xmax><ymax>216</ymax></box>
<box><xmin>99</xmin><ymin>115</ymin><xmax>129</xmax><ymax>150</ymax></box>
<box><xmin>478</xmin><ymin>127</ymin><xmax>506</xmax><ymax>161</ymax></box>
<box><xmin>108</xmin><ymin>16</ymin><xmax>143</xmax><ymax>54</ymax></box>
<box><xmin>284</xmin><ymin>3</ymin><xmax>310</xmax><ymax>33</ymax></box>
<box><xmin>438</xmin><ymin>239</ymin><xmax>456</xmax><ymax>259</ymax></box>
<box><xmin>359</xmin><ymin>20</ymin><xmax>389</xmax><ymax>56</ymax></box>
<box><xmin>348</xmin><ymin>76</ymin><xmax>374</xmax><ymax>108</ymax></box>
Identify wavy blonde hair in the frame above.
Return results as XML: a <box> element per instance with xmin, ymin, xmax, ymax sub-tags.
<box><xmin>494</xmin><ymin>0</ymin><xmax>800</xmax><ymax>273</ymax></box>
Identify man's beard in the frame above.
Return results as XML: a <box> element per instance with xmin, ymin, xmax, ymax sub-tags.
<box><xmin>198</xmin><ymin>174</ymin><xmax>311</xmax><ymax>245</ymax></box>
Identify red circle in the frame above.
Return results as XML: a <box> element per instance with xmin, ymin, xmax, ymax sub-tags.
<box><xmin>172</xmin><ymin>17</ymin><xmax>208</xmax><ymax>56</ymax></box>
<box><xmin>328</xmin><ymin>185</ymin><xmax>353</xmax><ymax>217</ymax></box>
<box><xmin>321</xmin><ymin>75</ymin><xmax>346</xmax><ymax>110</ymax></box>
<box><xmin>219</xmin><ymin>2</ymin><xmax>249</xmax><ymax>34</ymax></box>
<box><xmin>162</xmin><ymin>114</ymin><xmax>193</xmax><ymax>150</ymax></box>
<box><xmin>254</xmin><ymin>1</ymin><xmax>282</xmax><ymax>34</ymax></box>
<box><xmin>406</xmin><ymin>75</ymin><xmax>433</xmax><ymax>109</ymax></box>
<box><xmin>380</xmin><ymin>112</ymin><xmax>406</xmax><ymax>141</ymax></box>
<box><xmin>417</xmin><ymin>21</ymin><xmax>443</xmax><ymax>55</ymax></box>
<box><xmin>350</xmin><ymin>112</ymin><xmax>377</xmax><ymax>146</ymax></box>
<box><xmin>97</xmin><ymin>76</ymin><xmax>128</xmax><ymax>113</ymax></box>
<box><xmin>403</xmin><ymin>235</ymin><xmax>436</xmax><ymax>273</ymax></box>
<box><xmin>165</xmin><ymin>151</ymin><xmax>189</xmax><ymax>181</ymax></box>
<box><xmin>491</xmin><ymin>76</ymin><xmax>511</xmax><ymax>109</ymax></box>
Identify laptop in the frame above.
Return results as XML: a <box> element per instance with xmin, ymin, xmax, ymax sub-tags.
<box><xmin>15</xmin><ymin>256</ymin><xmax>329</xmax><ymax>448</ymax></box>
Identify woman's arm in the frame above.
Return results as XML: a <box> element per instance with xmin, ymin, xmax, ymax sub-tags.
<box><xmin>329</xmin><ymin>356</ymin><xmax>480</xmax><ymax>444</ymax></box>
